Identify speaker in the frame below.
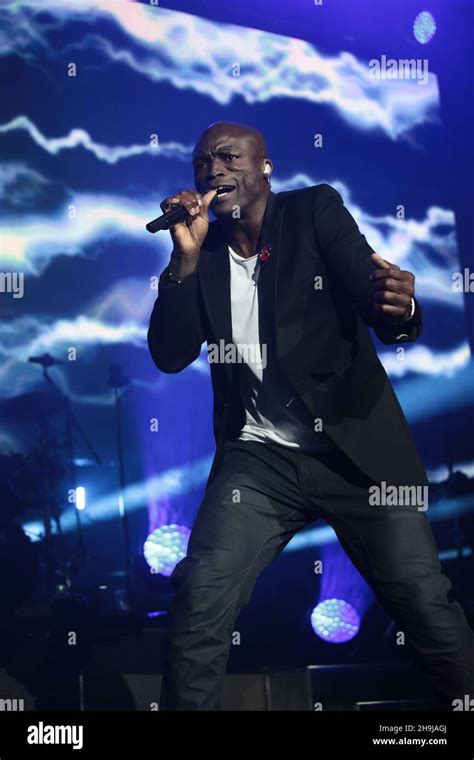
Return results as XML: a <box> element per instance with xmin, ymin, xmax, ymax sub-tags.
<box><xmin>307</xmin><ymin>662</ymin><xmax>438</xmax><ymax>710</ymax></box>
<box><xmin>81</xmin><ymin>670</ymin><xmax>312</xmax><ymax>710</ymax></box>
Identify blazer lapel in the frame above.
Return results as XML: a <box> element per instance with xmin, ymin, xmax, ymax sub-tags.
<box><xmin>198</xmin><ymin>191</ymin><xmax>285</xmax><ymax>380</ymax></box>
<box><xmin>197</xmin><ymin>230</ymin><xmax>233</xmax><ymax>381</ymax></box>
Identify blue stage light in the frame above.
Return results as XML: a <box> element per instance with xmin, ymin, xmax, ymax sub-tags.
<box><xmin>75</xmin><ymin>486</ymin><xmax>86</xmax><ymax>510</ymax></box>
<box><xmin>311</xmin><ymin>598</ymin><xmax>360</xmax><ymax>643</ymax></box>
<box><xmin>143</xmin><ymin>524</ymin><xmax>190</xmax><ymax>577</ymax></box>
<box><xmin>413</xmin><ymin>11</ymin><xmax>436</xmax><ymax>44</ymax></box>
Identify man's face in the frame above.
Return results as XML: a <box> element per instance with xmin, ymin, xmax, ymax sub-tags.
<box><xmin>192</xmin><ymin>127</ymin><xmax>266</xmax><ymax>218</ymax></box>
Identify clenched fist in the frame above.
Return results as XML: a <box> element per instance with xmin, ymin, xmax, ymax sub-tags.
<box><xmin>369</xmin><ymin>253</ymin><xmax>415</xmax><ymax>322</ymax></box>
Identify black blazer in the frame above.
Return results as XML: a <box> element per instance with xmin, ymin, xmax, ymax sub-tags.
<box><xmin>148</xmin><ymin>184</ymin><xmax>428</xmax><ymax>489</ymax></box>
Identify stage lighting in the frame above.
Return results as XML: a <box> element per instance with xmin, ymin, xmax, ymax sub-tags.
<box><xmin>143</xmin><ymin>524</ymin><xmax>190</xmax><ymax>577</ymax></box>
<box><xmin>75</xmin><ymin>486</ymin><xmax>86</xmax><ymax>510</ymax></box>
<box><xmin>413</xmin><ymin>11</ymin><xmax>436</xmax><ymax>44</ymax></box>
<box><xmin>311</xmin><ymin>598</ymin><xmax>360</xmax><ymax>643</ymax></box>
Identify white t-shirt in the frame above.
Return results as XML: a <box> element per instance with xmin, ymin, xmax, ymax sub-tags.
<box><xmin>228</xmin><ymin>244</ymin><xmax>335</xmax><ymax>452</ymax></box>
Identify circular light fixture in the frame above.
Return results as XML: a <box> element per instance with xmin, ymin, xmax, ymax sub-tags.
<box><xmin>143</xmin><ymin>524</ymin><xmax>190</xmax><ymax>577</ymax></box>
<box><xmin>413</xmin><ymin>11</ymin><xmax>437</xmax><ymax>45</ymax></box>
<box><xmin>311</xmin><ymin>598</ymin><xmax>360</xmax><ymax>643</ymax></box>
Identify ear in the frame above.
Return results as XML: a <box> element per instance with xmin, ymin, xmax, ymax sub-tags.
<box><xmin>262</xmin><ymin>160</ymin><xmax>273</xmax><ymax>177</ymax></box>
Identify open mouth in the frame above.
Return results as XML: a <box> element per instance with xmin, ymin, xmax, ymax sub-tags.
<box><xmin>213</xmin><ymin>184</ymin><xmax>236</xmax><ymax>200</ymax></box>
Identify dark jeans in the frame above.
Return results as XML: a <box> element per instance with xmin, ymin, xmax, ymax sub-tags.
<box><xmin>159</xmin><ymin>439</ymin><xmax>474</xmax><ymax>710</ymax></box>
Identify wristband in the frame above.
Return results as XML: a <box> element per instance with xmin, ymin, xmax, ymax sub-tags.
<box><xmin>167</xmin><ymin>269</ymin><xmax>184</xmax><ymax>283</ymax></box>
<box><xmin>167</xmin><ymin>266</ymin><xmax>197</xmax><ymax>283</ymax></box>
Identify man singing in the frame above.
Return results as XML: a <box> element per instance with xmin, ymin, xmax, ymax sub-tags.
<box><xmin>148</xmin><ymin>121</ymin><xmax>474</xmax><ymax>710</ymax></box>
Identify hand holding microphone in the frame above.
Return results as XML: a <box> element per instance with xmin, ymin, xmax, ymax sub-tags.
<box><xmin>147</xmin><ymin>188</ymin><xmax>217</xmax><ymax>280</ymax></box>
<box><xmin>157</xmin><ymin>188</ymin><xmax>217</xmax><ymax>257</ymax></box>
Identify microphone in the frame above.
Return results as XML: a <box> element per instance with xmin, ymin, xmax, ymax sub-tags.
<box><xmin>146</xmin><ymin>204</ymin><xmax>188</xmax><ymax>234</ymax></box>
<box><xmin>28</xmin><ymin>353</ymin><xmax>66</xmax><ymax>367</ymax></box>
<box><xmin>146</xmin><ymin>186</ymin><xmax>223</xmax><ymax>233</ymax></box>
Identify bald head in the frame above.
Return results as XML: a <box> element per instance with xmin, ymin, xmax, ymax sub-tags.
<box><xmin>194</xmin><ymin>121</ymin><xmax>267</xmax><ymax>162</ymax></box>
<box><xmin>192</xmin><ymin>121</ymin><xmax>273</xmax><ymax>218</ymax></box>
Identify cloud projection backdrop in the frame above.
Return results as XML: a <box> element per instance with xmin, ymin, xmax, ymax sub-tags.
<box><xmin>0</xmin><ymin>1</ymin><xmax>472</xmax><ymax>571</ymax></box>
